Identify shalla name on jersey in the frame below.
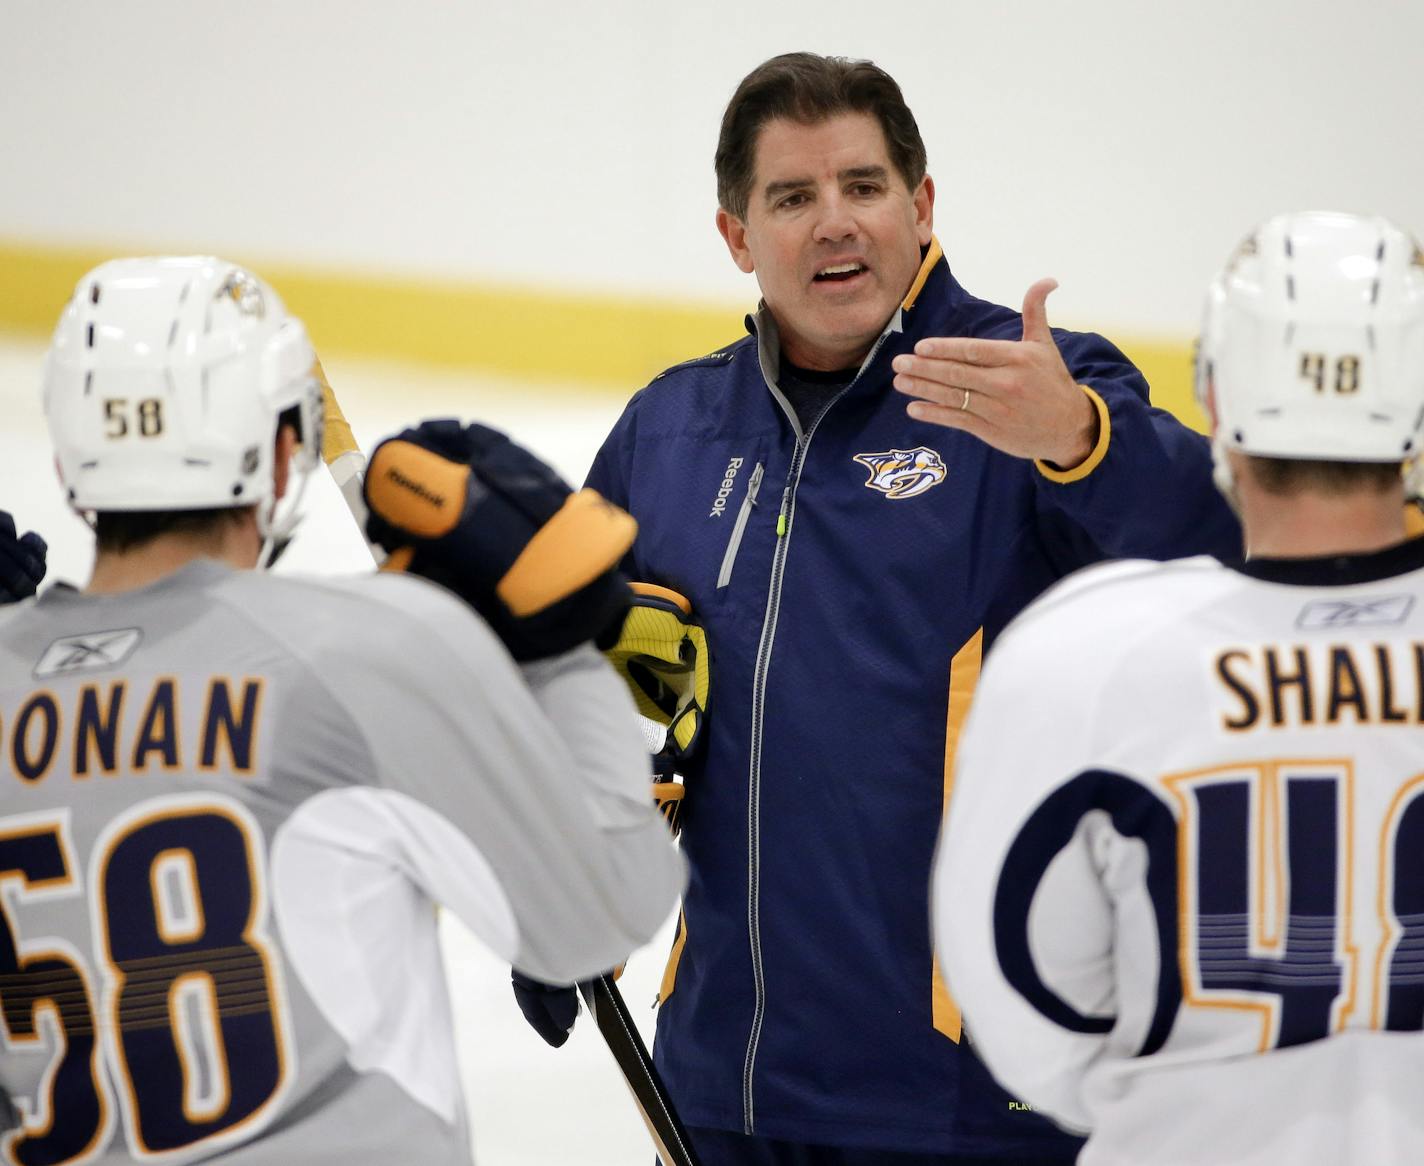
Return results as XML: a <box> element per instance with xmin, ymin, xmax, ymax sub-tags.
<box><xmin>1215</xmin><ymin>641</ymin><xmax>1424</xmax><ymax>731</ymax></box>
<box><xmin>0</xmin><ymin>676</ymin><xmax>262</xmax><ymax>782</ymax></box>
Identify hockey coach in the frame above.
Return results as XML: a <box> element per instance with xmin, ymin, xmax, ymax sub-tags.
<box><xmin>527</xmin><ymin>52</ymin><xmax>1242</xmax><ymax>1165</ymax></box>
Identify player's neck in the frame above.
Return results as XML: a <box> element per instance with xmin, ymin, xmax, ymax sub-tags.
<box><xmin>1242</xmin><ymin>488</ymin><xmax>1407</xmax><ymax>560</ymax></box>
<box><xmin>86</xmin><ymin>525</ymin><xmax>261</xmax><ymax>594</ymax></box>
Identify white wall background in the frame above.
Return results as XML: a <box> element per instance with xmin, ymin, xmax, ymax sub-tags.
<box><xmin>3</xmin><ymin>0</ymin><xmax>1422</xmax><ymax>338</ymax></box>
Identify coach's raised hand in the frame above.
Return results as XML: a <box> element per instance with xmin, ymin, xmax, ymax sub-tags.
<box><xmin>0</xmin><ymin>510</ymin><xmax>46</xmax><ymax>604</ymax></box>
<box><xmin>891</xmin><ymin>278</ymin><xmax>1100</xmax><ymax>469</ymax></box>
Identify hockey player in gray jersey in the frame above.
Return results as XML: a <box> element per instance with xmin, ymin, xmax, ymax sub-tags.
<box><xmin>0</xmin><ymin>256</ymin><xmax>684</xmax><ymax>1165</ymax></box>
<box><xmin>933</xmin><ymin>211</ymin><xmax>1424</xmax><ymax>1165</ymax></box>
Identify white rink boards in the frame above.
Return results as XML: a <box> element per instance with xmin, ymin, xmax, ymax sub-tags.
<box><xmin>0</xmin><ymin>334</ymin><xmax>678</xmax><ymax>1165</ymax></box>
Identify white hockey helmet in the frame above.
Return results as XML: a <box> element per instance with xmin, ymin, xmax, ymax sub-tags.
<box><xmin>1197</xmin><ymin>211</ymin><xmax>1424</xmax><ymax>469</ymax></box>
<box><xmin>43</xmin><ymin>256</ymin><xmax>323</xmax><ymax>545</ymax></box>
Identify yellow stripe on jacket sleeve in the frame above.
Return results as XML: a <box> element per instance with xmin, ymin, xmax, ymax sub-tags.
<box><xmin>932</xmin><ymin>627</ymin><xmax>984</xmax><ymax>1043</ymax></box>
<box><xmin>1035</xmin><ymin>384</ymin><xmax>1111</xmax><ymax>484</ymax></box>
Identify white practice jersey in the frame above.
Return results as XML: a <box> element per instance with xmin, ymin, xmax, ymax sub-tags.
<box><xmin>0</xmin><ymin>560</ymin><xmax>684</xmax><ymax>1165</ymax></box>
<box><xmin>934</xmin><ymin>539</ymin><xmax>1424</xmax><ymax>1166</ymax></box>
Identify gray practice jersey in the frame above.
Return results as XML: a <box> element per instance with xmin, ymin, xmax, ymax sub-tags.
<box><xmin>0</xmin><ymin>560</ymin><xmax>684</xmax><ymax>1165</ymax></box>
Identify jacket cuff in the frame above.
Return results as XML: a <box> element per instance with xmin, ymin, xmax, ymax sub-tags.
<box><xmin>1035</xmin><ymin>385</ymin><xmax>1111</xmax><ymax>484</ymax></box>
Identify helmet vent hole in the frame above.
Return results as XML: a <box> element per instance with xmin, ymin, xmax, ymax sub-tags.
<box><xmin>1284</xmin><ymin>235</ymin><xmax>1293</xmax><ymax>258</ymax></box>
<box><xmin>1233</xmin><ymin>429</ymin><xmax>1246</xmax><ymax>444</ymax></box>
<box><xmin>1405</xmin><ymin>439</ymin><xmax>1414</xmax><ymax>453</ymax></box>
<box><xmin>89</xmin><ymin>283</ymin><xmax>101</xmax><ymax>305</ymax></box>
<box><xmin>86</xmin><ymin>323</ymin><xmax>95</xmax><ymax>348</ymax></box>
<box><xmin>232</xmin><ymin>484</ymin><xmax>244</xmax><ymax>497</ymax></box>
<box><xmin>1286</xmin><ymin>275</ymin><xmax>1296</xmax><ymax>301</ymax></box>
<box><xmin>168</xmin><ymin>318</ymin><xmax>179</xmax><ymax>348</ymax></box>
<box><xmin>1377</xmin><ymin>240</ymin><xmax>1387</xmax><ymax>262</ymax></box>
<box><xmin>1371</xmin><ymin>280</ymin><xmax>1381</xmax><ymax>306</ymax></box>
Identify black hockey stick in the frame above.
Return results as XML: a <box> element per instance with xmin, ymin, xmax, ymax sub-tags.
<box><xmin>316</xmin><ymin>373</ymin><xmax>701</xmax><ymax>1166</ymax></box>
<box><xmin>578</xmin><ymin>974</ymin><xmax>702</xmax><ymax>1166</ymax></box>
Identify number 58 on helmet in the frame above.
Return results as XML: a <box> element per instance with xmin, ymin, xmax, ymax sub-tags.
<box><xmin>42</xmin><ymin>255</ymin><xmax>324</xmax><ymax>545</ymax></box>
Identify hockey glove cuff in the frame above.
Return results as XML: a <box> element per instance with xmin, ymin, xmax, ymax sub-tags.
<box><xmin>603</xmin><ymin>583</ymin><xmax>710</xmax><ymax>760</ymax></box>
<box><xmin>363</xmin><ymin>419</ymin><xmax>637</xmax><ymax>660</ymax></box>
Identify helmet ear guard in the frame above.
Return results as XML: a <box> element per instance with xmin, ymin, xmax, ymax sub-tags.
<box><xmin>43</xmin><ymin>256</ymin><xmax>323</xmax><ymax>560</ymax></box>
<box><xmin>1196</xmin><ymin>212</ymin><xmax>1424</xmax><ymax>497</ymax></box>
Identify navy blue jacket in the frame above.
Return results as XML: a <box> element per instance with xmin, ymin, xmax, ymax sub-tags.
<box><xmin>586</xmin><ymin>241</ymin><xmax>1242</xmax><ymax>1155</ymax></box>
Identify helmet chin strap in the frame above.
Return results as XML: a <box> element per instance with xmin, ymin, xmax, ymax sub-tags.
<box><xmin>257</xmin><ymin>454</ymin><xmax>316</xmax><ymax>570</ymax></box>
<box><xmin>1404</xmin><ymin>454</ymin><xmax>1424</xmax><ymax>504</ymax></box>
<box><xmin>1210</xmin><ymin>435</ymin><xmax>1243</xmax><ymax>521</ymax></box>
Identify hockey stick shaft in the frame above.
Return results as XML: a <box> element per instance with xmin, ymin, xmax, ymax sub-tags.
<box><xmin>314</xmin><ymin>359</ymin><xmax>383</xmax><ymax>566</ymax></box>
<box><xmin>314</xmin><ymin>364</ymin><xmax>700</xmax><ymax>1166</ymax></box>
<box><xmin>578</xmin><ymin>975</ymin><xmax>702</xmax><ymax>1166</ymax></box>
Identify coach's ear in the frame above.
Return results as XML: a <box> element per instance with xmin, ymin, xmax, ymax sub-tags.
<box><xmin>717</xmin><ymin>208</ymin><xmax>756</xmax><ymax>275</ymax></box>
<box><xmin>913</xmin><ymin>174</ymin><xmax>935</xmax><ymax>247</ymax></box>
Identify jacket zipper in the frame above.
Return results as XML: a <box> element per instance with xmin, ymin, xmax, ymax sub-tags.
<box><xmin>741</xmin><ymin>330</ymin><xmax>895</xmax><ymax>1133</ymax></box>
<box><xmin>716</xmin><ymin>462</ymin><xmax>764</xmax><ymax>588</ymax></box>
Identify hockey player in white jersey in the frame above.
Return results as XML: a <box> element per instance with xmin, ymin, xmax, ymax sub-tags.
<box><xmin>933</xmin><ymin>211</ymin><xmax>1424</xmax><ymax>1166</ymax></box>
<box><xmin>0</xmin><ymin>256</ymin><xmax>684</xmax><ymax>1165</ymax></box>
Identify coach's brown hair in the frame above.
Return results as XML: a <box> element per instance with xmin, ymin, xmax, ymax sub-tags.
<box><xmin>715</xmin><ymin>52</ymin><xmax>928</xmax><ymax>220</ymax></box>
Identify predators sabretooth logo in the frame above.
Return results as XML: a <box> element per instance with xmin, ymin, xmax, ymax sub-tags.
<box><xmin>217</xmin><ymin>270</ymin><xmax>267</xmax><ymax>319</ymax></box>
<box><xmin>852</xmin><ymin>447</ymin><xmax>947</xmax><ymax>500</ymax></box>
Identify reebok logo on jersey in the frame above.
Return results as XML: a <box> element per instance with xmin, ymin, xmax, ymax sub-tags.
<box><xmin>1297</xmin><ymin>595</ymin><xmax>1414</xmax><ymax>629</ymax></box>
<box><xmin>709</xmin><ymin>457</ymin><xmax>743</xmax><ymax>517</ymax></box>
<box><xmin>35</xmin><ymin>628</ymin><xmax>142</xmax><ymax>678</ymax></box>
<box><xmin>853</xmin><ymin>447</ymin><xmax>946</xmax><ymax>500</ymax></box>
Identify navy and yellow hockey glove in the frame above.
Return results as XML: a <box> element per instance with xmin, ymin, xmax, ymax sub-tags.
<box><xmin>605</xmin><ymin>583</ymin><xmax>709</xmax><ymax>756</ymax></box>
<box><xmin>0</xmin><ymin>511</ymin><xmax>46</xmax><ymax>604</ymax></box>
<box><xmin>602</xmin><ymin>583</ymin><xmax>709</xmax><ymax>834</ymax></box>
<box><xmin>363</xmin><ymin>419</ymin><xmax>637</xmax><ymax>661</ymax></box>
<box><xmin>511</xmin><ymin>969</ymin><xmax>581</xmax><ymax>1048</ymax></box>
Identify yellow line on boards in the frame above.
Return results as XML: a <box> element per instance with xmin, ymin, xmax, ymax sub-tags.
<box><xmin>1117</xmin><ymin>338</ymin><xmax>1207</xmax><ymax>434</ymax></box>
<box><xmin>0</xmin><ymin>239</ymin><xmax>744</xmax><ymax>395</ymax></box>
<box><xmin>0</xmin><ymin>238</ymin><xmax>1203</xmax><ymax>428</ymax></box>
